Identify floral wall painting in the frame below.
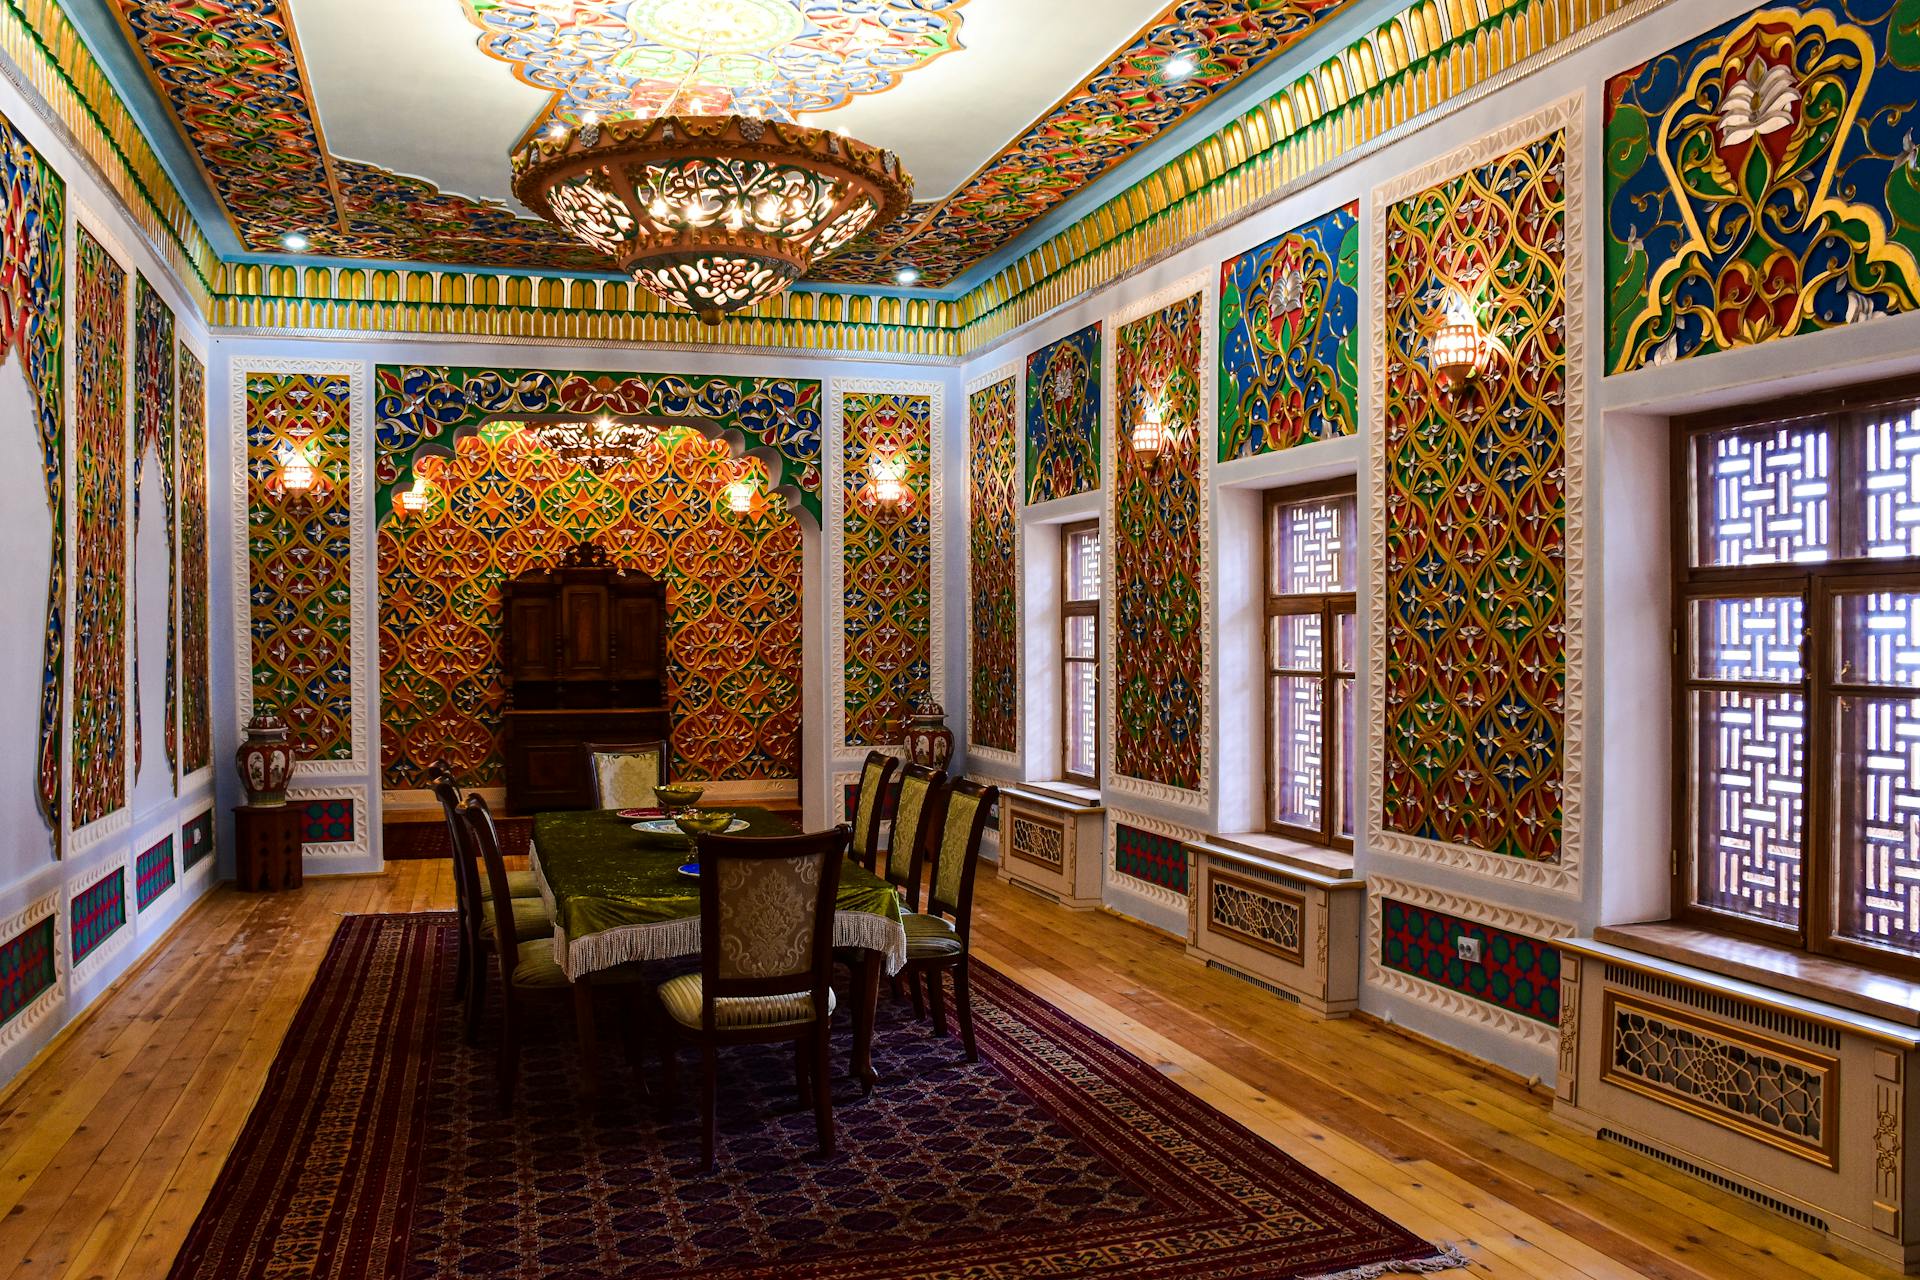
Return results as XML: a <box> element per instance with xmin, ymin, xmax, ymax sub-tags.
<box><xmin>133</xmin><ymin>274</ymin><xmax>177</xmax><ymax>784</ymax></box>
<box><xmin>841</xmin><ymin>387</ymin><xmax>934</xmax><ymax>748</ymax></box>
<box><xmin>1025</xmin><ymin>324</ymin><xmax>1101</xmax><ymax>504</ymax></box>
<box><xmin>1219</xmin><ymin>201</ymin><xmax>1359</xmax><ymax>460</ymax></box>
<box><xmin>178</xmin><ymin>351</ymin><xmax>211</xmax><ymax>776</ymax></box>
<box><xmin>73</xmin><ymin>225</ymin><xmax>128</xmax><ymax>832</ymax></box>
<box><xmin>1605</xmin><ymin>0</ymin><xmax>1920</xmax><ymax>373</ymax></box>
<box><xmin>1371</xmin><ymin>99</ymin><xmax>1585</xmax><ymax>893</ymax></box>
<box><xmin>967</xmin><ymin>374</ymin><xmax>1019</xmax><ymax>757</ymax></box>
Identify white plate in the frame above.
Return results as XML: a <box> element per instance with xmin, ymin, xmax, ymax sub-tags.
<box><xmin>631</xmin><ymin>817</ymin><xmax>750</xmax><ymax>835</ymax></box>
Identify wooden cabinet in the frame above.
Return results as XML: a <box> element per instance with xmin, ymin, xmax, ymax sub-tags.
<box><xmin>500</xmin><ymin>541</ymin><xmax>670</xmax><ymax>813</ymax></box>
<box><xmin>234</xmin><ymin>805</ymin><xmax>303</xmax><ymax>891</ymax></box>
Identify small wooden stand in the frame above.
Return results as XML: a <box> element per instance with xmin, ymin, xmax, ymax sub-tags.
<box><xmin>234</xmin><ymin>805</ymin><xmax>304</xmax><ymax>891</ymax></box>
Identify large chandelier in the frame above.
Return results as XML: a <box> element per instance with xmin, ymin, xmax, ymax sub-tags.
<box><xmin>513</xmin><ymin>113</ymin><xmax>913</xmax><ymax>324</ymax></box>
<box><xmin>529</xmin><ymin>416</ymin><xmax>661</xmax><ymax>475</ymax></box>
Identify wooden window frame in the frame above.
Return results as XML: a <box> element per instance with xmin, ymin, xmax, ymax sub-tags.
<box><xmin>1061</xmin><ymin>519</ymin><xmax>1101</xmax><ymax>788</ymax></box>
<box><xmin>1672</xmin><ymin>374</ymin><xmax>1920</xmax><ymax>979</ymax></box>
<box><xmin>1263</xmin><ymin>482</ymin><xmax>1356</xmax><ymax>850</ymax></box>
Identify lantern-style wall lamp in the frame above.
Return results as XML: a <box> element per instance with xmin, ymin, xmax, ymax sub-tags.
<box><xmin>1130</xmin><ymin>400</ymin><xmax>1169</xmax><ymax>473</ymax></box>
<box><xmin>1429</xmin><ymin>291</ymin><xmax>1490</xmax><ymax>385</ymax></box>
<box><xmin>280</xmin><ymin>444</ymin><xmax>315</xmax><ymax>514</ymax></box>
<box><xmin>726</xmin><ymin>472</ymin><xmax>757</xmax><ymax>517</ymax></box>
<box><xmin>863</xmin><ymin>453</ymin><xmax>908</xmax><ymax>522</ymax></box>
<box><xmin>397</xmin><ymin>476</ymin><xmax>433</xmax><ymax>518</ymax></box>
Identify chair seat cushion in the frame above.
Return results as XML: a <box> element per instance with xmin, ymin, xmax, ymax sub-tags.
<box><xmin>477</xmin><ymin>868</ymin><xmax>539</xmax><ymax>901</ymax></box>
<box><xmin>657</xmin><ymin>972</ymin><xmax>834</xmax><ymax>1031</ymax></box>
<box><xmin>903</xmin><ymin>911</ymin><xmax>964</xmax><ymax>959</ymax></box>
<box><xmin>481</xmin><ymin>895</ymin><xmax>555</xmax><ymax>943</ymax></box>
<box><xmin>510</xmin><ymin>939</ymin><xmax>654</xmax><ymax>990</ymax></box>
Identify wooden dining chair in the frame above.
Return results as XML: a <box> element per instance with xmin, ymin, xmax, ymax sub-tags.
<box><xmin>849</xmin><ymin>750</ymin><xmax>898</xmax><ymax>875</ymax></box>
<box><xmin>656</xmin><ymin>825</ymin><xmax>849</xmax><ymax>1170</ymax></box>
<box><xmin>428</xmin><ymin>766</ymin><xmax>538</xmax><ymax>1025</ymax></box>
<box><xmin>883</xmin><ymin>764</ymin><xmax>947</xmax><ymax>911</ymax></box>
<box><xmin>460</xmin><ymin>794</ymin><xmax>654</xmax><ymax>1109</ymax></box>
<box><xmin>899</xmin><ymin>780</ymin><xmax>998</xmax><ymax>1063</ymax></box>
<box><xmin>441</xmin><ymin>789</ymin><xmax>557</xmax><ymax>1044</ymax></box>
<box><xmin>583</xmin><ymin>740</ymin><xmax>669</xmax><ymax>810</ymax></box>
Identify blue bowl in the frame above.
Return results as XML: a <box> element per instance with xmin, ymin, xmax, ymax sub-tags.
<box><xmin>676</xmin><ymin>862</ymin><xmax>699</xmax><ymax>878</ymax></box>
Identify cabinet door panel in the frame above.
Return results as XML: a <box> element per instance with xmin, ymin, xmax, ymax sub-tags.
<box><xmin>508</xmin><ymin>596</ymin><xmax>555</xmax><ymax>680</ymax></box>
<box><xmin>611</xmin><ymin>594</ymin><xmax>662</xmax><ymax>681</ymax></box>
<box><xmin>561</xmin><ymin>586</ymin><xmax>608</xmax><ymax>677</ymax></box>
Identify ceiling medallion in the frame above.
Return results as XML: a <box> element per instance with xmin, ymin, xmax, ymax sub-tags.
<box><xmin>514</xmin><ymin>113</ymin><xmax>913</xmax><ymax>324</ymax></box>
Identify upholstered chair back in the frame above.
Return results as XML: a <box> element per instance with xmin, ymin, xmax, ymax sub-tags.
<box><xmin>927</xmin><ymin>780</ymin><xmax>999</xmax><ymax>939</ymax></box>
<box><xmin>850</xmin><ymin>750</ymin><xmax>898</xmax><ymax>872</ymax></box>
<box><xmin>696</xmin><ymin>827</ymin><xmax>848</xmax><ymax>1017</ymax></box>
<box><xmin>583</xmin><ymin>740</ymin><xmax>667</xmax><ymax>809</ymax></box>
<box><xmin>459</xmin><ymin>794</ymin><xmax>522</xmax><ymax>954</ymax></box>
<box><xmin>887</xmin><ymin>764</ymin><xmax>947</xmax><ymax>908</ymax></box>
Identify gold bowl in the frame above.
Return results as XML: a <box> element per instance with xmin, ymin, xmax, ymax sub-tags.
<box><xmin>654</xmin><ymin>783</ymin><xmax>705</xmax><ymax>810</ymax></box>
<box><xmin>673</xmin><ymin>810</ymin><xmax>734</xmax><ymax>838</ymax></box>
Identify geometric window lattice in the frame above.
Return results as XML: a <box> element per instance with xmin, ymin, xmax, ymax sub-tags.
<box><xmin>1273</xmin><ymin>662</ymin><xmax>1330</xmax><ymax>833</ymax></box>
<box><xmin>1219</xmin><ymin>201</ymin><xmax>1359</xmax><ymax>461</ymax></box>
<box><xmin>1834</xmin><ymin>588</ymin><xmax>1920</xmax><ymax>952</ymax></box>
<box><xmin>71</xmin><ymin>868</ymin><xmax>126</xmax><ymax>966</ymax></box>
<box><xmin>1274</xmin><ymin>495</ymin><xmax>1353</xmax><ymax>593</ymax></box>
<box><xmin>181</xmin><ymin>808</ymin><xmax>214</xmax><ymax>870</ymax></box>
<box><xmin>1604</xmin><ymin>994</ymin><xmax>1832</xmax><ymax>1165</ymax></box>
<box><xmin>73</xmin><ymin>225</ymin><xmax>129</xmax><ymax>831</ymax></box>
<box><xmin>841</xmin><ymin>390</ymin><xmax>932</xmax><ymax>748</ymax></box>
<box><xmin>179</xmin><ymin>349</ymin><xmax>212</xmax><ymax>775</ymax></box>
<box><xmin>1113</xmin><ymin>291</ymin><xmax>1206</xmax><ymax>793</ymax></box>
<box><xmin>1269</xmin><ymin>492</ymin><xmax>1357</xmax><ymax>844</ymax></box>
<box><xmin>968</xmin><ymin>375</ymin><xmax>1019</xmax><ymax>754</ymax></box>
<box><xmin>377</xmin><ymin>422</ymin><xmax>800</xmax><ymax>788</ymax></box>
<box><xmin>1113</xmin><ymin>823</ymin><xmax>1187</xmax><ymax>896</ymax></box>
<box><xmin>0</xmin><ymin>915</ymin><xmax>56</xmax><ymax>1028</ymax></box>
<box><xmin>135</xmin><ymin>835</ymin><xmax>175</xmax><ymax>910</ymax></box>
<box><xmin>1208</xmin><ymin>873</ymin><xmax>1304</xmax><ymax>964</ymax></box>
<box><xmin>301</xmin><ymin>798</ymin><xmax>355</xmax><ymax>844</ymax></box>
<box><xmin>1380</xmin><ymin>129</ymin><xmax>1571</xmax><ymax>864</ymax></box>
<box><xmin>1689</xmin><ymin>687</ymin><xmax>1808</xmax><ymax>926</ymax></box>
<box><xmin>1863</xmin><ymin>402</ymin><xmax>1920</xmax><ymax>559</ymax></box>
<box><xmin>1025</xmin><ymin>323</ymin><xmax>1100</xmax><ymax>504</ymax></box>
<box><xmin>1605</xmin><ymin>2</ymin><xmax>1920</xmax><ymax>373</ymax></box>
<box><xmin>1008</xmin><ymin>813</ymin><xmax>1064</xmax><ymax>871</ymax></box>
<box><xmin>133</xmin><ymin>273</ymin><xmax>177</xmax><ymax>783</ymax></box>
<box><xmin>1693</xmin><ymin>423</ymin><xmax>1831</xmax><ymax>568</ymax></box>
<box><xmin>246</xmin><ymin>371</ymin><xmax>355</xmax><ymax>762</ymax></box>
<box><xmin>1378</xmin><ymin>897</ymin><xmax>1560</xmax><ymax>1026</ymax></box>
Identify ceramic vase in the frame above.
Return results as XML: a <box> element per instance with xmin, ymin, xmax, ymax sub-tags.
<box><xmin>235</xmin><ymin>712</ymin><xmax>295</xmax><ymax>807</ymax></box>
<box><xmin>905</xmin><ymin>698</ymin><xmax>954</xmax><ymax>771</ymax></box>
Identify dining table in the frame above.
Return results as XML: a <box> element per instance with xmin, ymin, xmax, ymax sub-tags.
<box><xmin>529</xmin><ymin>806</ymin><xmax>909</xmax><ymax>1097</ymax></box>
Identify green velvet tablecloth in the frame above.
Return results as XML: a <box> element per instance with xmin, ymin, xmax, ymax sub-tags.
<box><xmin>530</xmin><ymin>808</ymin><xmax>907</xmax><ymax>979</ymax></box>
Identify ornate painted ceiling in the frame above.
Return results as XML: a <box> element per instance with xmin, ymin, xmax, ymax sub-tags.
<box><xmin>97</xmin><ymin>0</ymin><xmax>1360</xmax><ymax>288</ymax></box>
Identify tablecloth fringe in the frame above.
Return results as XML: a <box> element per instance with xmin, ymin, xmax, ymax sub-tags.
<box><xmin>557</xmin><ymin>909</ymin><xmax>908</xmax><ymax>981</ymax></box>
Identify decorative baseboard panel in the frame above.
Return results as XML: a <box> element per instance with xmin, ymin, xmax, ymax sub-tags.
<box><xmin>998</xmin><ymin>786</ymin><xmax>1104</xmax><ymax>909</ymax></box>
<box><xmin>1188</xmin><ymin>840</ymin><xmax>1364</xmax><ymax>1017</ymax></box>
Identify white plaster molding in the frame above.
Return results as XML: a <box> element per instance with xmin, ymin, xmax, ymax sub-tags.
<box><xmin>1101</xmin><ymin>272</ymin><xmax>1214</xmax><ymax>817</ymax></box>
<box><xmin>66</xmin><ymin>850</ymin><xmax>133</xmax><ymax>988</ymax></box>
<box><xmin>228</xmin><ymin>357</ymin><xmax>372</xmax><ymax>778</ymax></box>
<box><xmin>0</xmin><ymin>890</ymin><xmax>62</xmax><ymax>1056</ymax></box>
<box><xmin>826</xmin><ymin>377</ymin><xmax>946</xmax><ymax>753</ymax></box>
<box><xmin>1103</xmin><ymin>804</ymin><xmax>1202</xmax><ymax>916</ymax></box>
<box><xmin>1365</xmin><ymin>872</ymin><xmax>1577</xmax><ymax>1054</ymax></box>
<box><xmin>1365</xmin><ymin>95</ymin><xmax>1587</xmax><ymax>896</ymax></box>
<box><xmin>964</xmin><ymin>359</ymin><xmax>1023</xmax><ymax>768</ymax></box>
<box><xmin>288</xmin><ymin>783</ymin><xmax>373</xmax><ymax>865</ymax></box>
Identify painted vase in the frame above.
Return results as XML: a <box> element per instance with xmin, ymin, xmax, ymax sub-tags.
<box><xmin>235</xmin><ymin>712</ymin><xmax>295</xmax><ymax>807</ymax></box>
<box><xmin>904</xmin><ymin>698</ymin><xmax>954</xmax><ymax>771</ymax></box>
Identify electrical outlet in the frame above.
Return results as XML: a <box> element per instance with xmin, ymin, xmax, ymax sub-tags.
<box><xmin>1455</xmin><ymin>935</ymin><xmax>1484</xmax><ymax>964</ymax></box>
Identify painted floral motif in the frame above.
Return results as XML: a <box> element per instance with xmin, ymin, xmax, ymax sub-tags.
<box><xmin>178</xmin><ymin>349</ymin><xmax>210</xmax><ymax>774</ymax></box>
<box><xmin>1606</xmin><ymin>0</ymin><xmax>1920</xmax><ymax>371</ymax></box>
<box><xmin>967</xmin><ymin>376</ymin><xmax>1018</xmax><ymax>754</ymax></box>
<box><xmin>74</xmin><ymin>226</ymin><xmax>127</xmax><ymax>830</ymax></box>
<box><xmin>1025</xmin><ymin>324</ymin><xmax>1100</xmax><ymax>504</ymax></box>
<box><xmin>843</xmin><ymin>390</ymin><xmax>932</xmax><ymax>747</ymax></box>
<box><xmin>374</xmin><ymin>366</ymin><xmax>823</xmax><ymax>521</ymax></box>
<box><xmin>1113</xmin><ymin>292</ymin><xmax>1205</xmax><ymax>793</ymax></box>
<box><xmin>1381</xmin><ymin>130</ymin><xmax>1570</xmax><ymax>863</ymax></box>
<box><xmin>245</xmin><ymin>372</ymin><xmax>355</xmax><ymax>762</ymax></box>
<box><xmin>379</xmin><ymin>422</ymin><xmax>800</xmax><ymax>788</ymax></box>
<box><xmin>464</xmin><ymin>0</ymin><xmax>965</xmax><ymax>128</ymax></box>
<box><xmin>133</xmin><ymin>274</ymin><xmax>176</xmax><ymax>782</ymax></box>
<box><xmin>1219</xmin><ymin>202</ymin><xmax>1358</xmax><ymax>459</ymax></box>
<box><xmin>0</xmin><ymin>113</ymin><xmax>64</xmax><ymax>848</ymax></box>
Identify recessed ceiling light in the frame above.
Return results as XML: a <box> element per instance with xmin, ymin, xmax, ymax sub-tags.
<box><xmin>1163</xmin><ymin>53</ymin><xmax>1197</xmax><ymax>80</ymax></box>
<box><xmin>281</xmin><ymin>232</ymin><xmax>310</xmax><ymax>251</ymax></box>
<box><xmin>895</xmin><ymin>267</ymin><xmax>920</xmax><ymax>286</ymax></box>
<box><xmin>546</xmin><ymin>121</ymin><xmax>568</xmax><ymax>140</ymax></box>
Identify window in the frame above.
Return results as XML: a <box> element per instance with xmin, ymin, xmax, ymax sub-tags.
<box><xmin>1062</xmin><ymin>521</ymin><xmax>1101</xmax><ymax>785</ymax></box>
<box><xmin>1264</xmin><ymin>484</ymin><xmax>1357</xmax><ymax>848</ymax></box>
<box><xmin>1677</xmin><ymin>380</ymin><xmax>1920</xmax><ymax>973</ymax></box>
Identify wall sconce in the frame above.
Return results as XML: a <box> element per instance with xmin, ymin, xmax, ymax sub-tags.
<box><xmin>864</xmin><ymin>453</ymin><xmax>908</xmax><ymax>522</ymax></box>
<box><xmin>726</xmin><ymin>473</ymin><xmax>757</xmax><ymax>517</ymax></box>
<box><xmin>280</xmin><ymin>445</ymin><xmax>315</xmax><ymax>513</ymax></box>
<box><xmin>397</xmin><ymin>477</ymin><xmax>432</xmax><ymax>518</ymax></box>
<box><xmin>1131</xmin><ymin>401</ymin><xmax>1169</xmax><ymax>473</ymax></box>
<box><xmin>1429</xmin><ymin>291</ymin><xmax>1489</xmax><ymax>384</ymax></box>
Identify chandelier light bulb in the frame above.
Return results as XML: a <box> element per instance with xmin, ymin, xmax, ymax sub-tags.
<box><xmin>281</xmin><ymin>231</ymin><xmax>310</xmax><ymax>251</ymax></box>
<box><xmin>1164</xmin><ymin>53</ymin><xmax>1197</xmax><ymax>80</ymax></box>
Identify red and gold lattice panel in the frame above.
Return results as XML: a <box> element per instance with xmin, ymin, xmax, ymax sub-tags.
<box><xmin>244</xmin><ymin>372</ymin><xmax>355</xmax><ymax>762</ymax></box>
<box><xmin>378</xmin><ymin>423</ymin><xmax>800</xmax><ymax>788</ymax></box>
<box><xmin>1378</xmin><ymin>126</ymin><xmax>1572</xmax><ymax>864</ymax></box>
<box><xmin>73</xmin><ymin>226</ymin><xmax>127</xmax><ymax>830</ymax></box>
<box><xmin>967</xmin><ymin>376</ymin><xmax>1018</xmax><ymax>755</ymax></box>
<box><xmin>842</xmin><ymin>389</ymin><xmax>932</xmax><ymax>748</ymax></box>
<box><xmin>178</xmin><ymin>349</ymin><xmax>211</xmax><ymax>775</ymax></box>
<box><xmin>1113</xmin><ymin>291</ymin><xmax>1207</xmax><ymax>794</ymax></box>
<box><xmin>133</xmin><ymin>274</ymin><xmax>175</xmax><ymax>780</ymax></box>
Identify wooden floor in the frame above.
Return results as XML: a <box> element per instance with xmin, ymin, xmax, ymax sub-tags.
<box><xmin>0</xmin><ymin>859</ymin><xmax>1898</xmax><ymax>1280</ymax></box>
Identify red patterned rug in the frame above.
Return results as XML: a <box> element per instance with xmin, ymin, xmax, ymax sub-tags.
<box><xmin>169</xmin><ymin>914</ymin><xmax>1462</xmax><ymax>1279</ymax></box>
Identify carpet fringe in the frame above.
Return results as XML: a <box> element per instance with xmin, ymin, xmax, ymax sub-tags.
<box><xmin>1304</xmin><ymin>1243</ymin><xmax>1471</xmax><ymax>1280</ymax></box>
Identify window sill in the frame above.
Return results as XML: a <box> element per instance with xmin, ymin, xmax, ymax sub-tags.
<box><xmin>1002</xmin><ymin>781</ymin><xmax>1104</xmax><ymax>813</ymax></box>
<box><xmin>1595</xmin><ymin>921</ymin><xmax>1920</xmax><ymax>1028</ymax></box>
<box><xmin>1204</xmin><ymin>831</ymin><xmax>1357</xmax><ymax>883</ymax></box>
